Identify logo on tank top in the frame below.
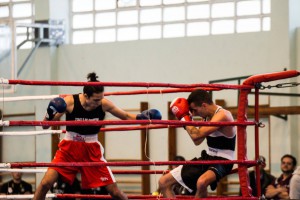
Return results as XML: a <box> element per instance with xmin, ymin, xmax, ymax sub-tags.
<box><xmin>209</xmin><ymin>147</ymin><xmax>218</xmax><ymax>153</ymax></box>
<box><xmin>75</xmin><ymin>118</ymin><xmax>99</xmax><ymax>121</ymax></box>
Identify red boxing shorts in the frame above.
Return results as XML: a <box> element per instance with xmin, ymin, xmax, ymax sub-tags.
<box><xmin>50</xmin><ymin>132</ymin><xmax>115</xmax><ymax>189</ymax></box>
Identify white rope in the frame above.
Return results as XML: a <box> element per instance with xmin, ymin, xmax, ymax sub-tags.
<box><xmin>0</xmin><ymin>163</ymin><xmax>11</xmax><ymax>168</ymax></box>
<box><xmin>0</xmin><ymin>95</ymin><xmax>59</xmax><ymax>102</ymax></box>
<box><xmin>0</xmin><ymin>168</ymin><xmax>47</xmax><ymax>173</ymax></box>
<box><xmin>0</xmin><ymin>78</ymin><xmax>9</xmax><ymax>84</ymax></box>
<box><xmin>0</xmin><ymin>194</ymin><xmax>56</xmax><ymax>199</ymax></box>
<box><xmin>0</xmin><ymin>120</ymin><xmax>10</xmax><ymax>126</ymax></box>
<box><xmin>0</xmin><ymin>130</ymin><xmax>64</xmax><ymax>136</ymax></box>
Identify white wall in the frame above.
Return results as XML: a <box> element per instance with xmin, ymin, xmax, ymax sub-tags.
<box><xmin>1</xmin><ymin>0</ymin><xmax>300</xmax><ymax>193</ymax></box>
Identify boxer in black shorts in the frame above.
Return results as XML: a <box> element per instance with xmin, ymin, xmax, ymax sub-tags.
<box><xmin>159</xmin><ymin>89</ymin><xmax>236</xmax><ymax>198</ymax></box>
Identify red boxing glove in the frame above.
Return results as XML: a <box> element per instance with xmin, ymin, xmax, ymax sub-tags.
<box><xmin>170</xmin><ymin>97</ymin><xmax>191</xmax><ymax>121</ymax></box>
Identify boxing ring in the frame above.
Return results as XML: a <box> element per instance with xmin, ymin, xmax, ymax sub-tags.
<box><xmin>0</xmin><ymin>70</ymin><xmax>299</xmax><ymax>200</ymax></box>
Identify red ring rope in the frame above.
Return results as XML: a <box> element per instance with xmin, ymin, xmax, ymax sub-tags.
<box><xmin>5</xmin><ymin>120</ymin><xmax>257</xmax><ymax>127</ymax></box>
<box><xmin>6</xmin><ymin>160</ymin><xmax>257</xmax><ymax>168</ymax></box>
<box><xmin>112</xmin><ymin>170</ymin><xmax>168</xmax><ymax>174</ymax></box>
<box><xmin>104</xmin><ymin>88</ymin><xmax>220</xmax><ymax>96</ymax></box>
<box><xmin>55</xmin><ymin>194</ymin><xmax>259</xmax><ymax>199</ymax></box>
<box><xmin>100</xmin><ymin>125</ymin><xmax>181</xmax><ymax>131</ymax></box>
<box><xmin>6</xmin><ymin>79</ymin><xmax>253</xmax><ymax>89</ymax></box>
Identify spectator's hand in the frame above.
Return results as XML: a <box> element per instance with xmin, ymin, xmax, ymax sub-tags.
<box><xmin>274</xmin><ymin>186</ymin><xmax>289</xmax><ymax>199</ymax></box>
<box><xmin>276</xmin><ymin>185</ymin><xmax>287</xmax><ymax>192</ymax></box>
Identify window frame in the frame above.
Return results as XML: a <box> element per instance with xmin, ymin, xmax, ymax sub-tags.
<box><xmin>70</xmin><ymin>0</ymin><xmax>271</xmax><ymax>44</ymax></box>
<box><xmin>0</xmin><ymin>0</ymin><xmax>35</xmax><ymax>48</ymax></box>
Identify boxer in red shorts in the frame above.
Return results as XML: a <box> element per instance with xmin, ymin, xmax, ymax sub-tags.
<box><xmin>33</xmin><ymin>72</ymin><xmax>162</xmax><ymax>200</ymax></box>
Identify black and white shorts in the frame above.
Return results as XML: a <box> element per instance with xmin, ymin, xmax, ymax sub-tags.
<box><xmin>170</xmin><ymin>150</ymin><xmax>233</xmax><ymax>193</ymax></box>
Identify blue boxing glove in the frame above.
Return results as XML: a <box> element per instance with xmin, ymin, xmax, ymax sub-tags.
<box><xmin>136</xmin><ymin>109</ymin><xmax>162</xmax><ymax>120</ymax></box>
<box><xmin>45</xmin><ymin>97</ymin><xmax>67</xmax><ymax>120</ymax></box>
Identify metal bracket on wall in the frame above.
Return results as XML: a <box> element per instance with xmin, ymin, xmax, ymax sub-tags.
<box><xmin>273</xmin><ymin>115</ymin><xmax>288</xmax><ymax>121</ymax></box>
<box><xmin>16</xmin><ymin>20</ymin><xmax>65</xmax><ymax>76</ymax></box>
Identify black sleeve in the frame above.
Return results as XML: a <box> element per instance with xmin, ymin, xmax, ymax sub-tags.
<box><xmin>72</xmin><ymin>178</ymin><xmax>81</xmax><ymax>193</ymax></box>
<box><xmin>23</xmin><ymin>181</ymin><xmax>33</xmax><ymax>194</ymax></box>
<box><xmin>0</xmin><ymin>183</ymin><xmax>8</xmax><ymax>194</ymax></box>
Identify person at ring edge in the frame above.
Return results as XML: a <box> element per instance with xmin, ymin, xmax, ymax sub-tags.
<box><xmin>33</xmin><ymin>72</ymin><xmax>162</xmax><ymax>200</ymax></box>
<box><xmin>50</xmin><ymin>176</ymin><xmax>81</xmax><ymax>200</ymax></box>
<box><xmin>265</xmin><ymin>154</ymin><xmax>297</xmax><ymax>200</ymax></box>
<box><xmin>239</xmin><ymin>155</ymin><xmax>276</xmax><ymax>197</ymax></box>
<box><xmin>158</xmin><ymin>89</ymin><xmax>236</xmax><ymax>198</ymax></box>
<box><xmin>0</xmin><ymin>171</ymin><xmax>33</xmax><ymax>195</ymax></box>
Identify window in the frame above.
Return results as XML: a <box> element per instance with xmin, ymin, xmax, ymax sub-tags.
<box><xmin>187</xmin><ymin>4</ymin><xmax>209</xmax><ymax>19</ymax></box>
<box><xmin>73</xmin><ymin>30</ymin><xmax>93</xmax><ymax>44</ymax></box>
<box><xmin>0</xmin><ymin>5</ymin><xmax>9</xmax><ymax>17</ymax></box>
<box><xmin>140</xmin><ymin>8</ymin><xmax>162</xmax><ymax>24</ymax></box>
<box><xmin>118</xmin><ymin>10</ymin><xmax>138</xmax><ymax>25</ymax></box>
<box><xmin>96</xmin><ymin>29</ymin><xmax>116</xmax><ymax>42</ymax></box>
<box><xmin>163</xmin><ymin>7</ymin><xmax>185</xmax><ymax>22</ymax></box>
<box><xmin>187</xmin><ymin>22</ymin><xmax>209</xmax><ymax>36</ymax></box>
<box><xmin>73</xmin><ymin>14</ymin><xmax>93</xmax><ymax>29</ymax></box>
<box><xmin>140</xmin><ymin>25</ymin><xmax>161</xmax><ymax>40</ymax></box>
<box><xmin>212</xmin><ymin>2</ymin><xmax>234</xmax><ymax>18</ymax></box>
<box><xmin>95</xmin><ymin>0</ymin><xmax>116</xmax><ymax>10</ymax></box>
<box><xmin>164</xmin><ymin>23</ymin><xmax>185</xmax><ymax>38</ymax></box>
<box><xmin>96</xmin><ymin>12</ymin><xmax>116</xmax><ymax>27</ymax></box>
<box><xmin>71</xmin><ymin>0</ymin><xmax>271</xmax><ymax>44</ymax></box>
<box><xmin>237</xmin><ymin>18</ymin><xmax>260</xmax><ymax>33</ymax></box>
<box><xmin>0</xmin><ymin>0</ymin><xmax>34</xmax><ymax>49</ymax></box>
<box><xmin>237</xmin><ymin>0</ymin><xmax>261</xmax><ymax>16</ymax></box>
<box><xmin>12</xmin><ymin>3</ymin><xmax>32</xmax><ymax>18</ymax></box>
<box><xmin>212</xmin><ymin>20</ymin><xmax>235</xmax><ymax>35</ymax></box>
<box><xmin>117</xmin><ymin>27</ymin><xmax>138</xmax><ymax>41</ymax></box>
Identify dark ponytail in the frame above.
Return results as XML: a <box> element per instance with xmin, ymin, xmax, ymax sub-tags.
<box><xmin>83</xmin><ymin>72</ymin><xmax>104</xmax><ymax>97</ymax></box>
<box><xmin>87</xmin><ymin>72</ymin><xmax>98</xmax><ymax>82</ymax></box>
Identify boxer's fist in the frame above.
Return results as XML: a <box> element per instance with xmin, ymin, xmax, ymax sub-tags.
<box><xmin>136</xmin><ymin>109</ymin><xmax>162</xmax><ymax>120</ymax></box>
<box><xmin>45</xmin><ymin>97</ymin><xmax>67</xmax><ymax>120</ymax></box>
<box><xmin>170</xmin><ymin>97</ymin><xmax>191</xmax><ymax>121</ymax></box>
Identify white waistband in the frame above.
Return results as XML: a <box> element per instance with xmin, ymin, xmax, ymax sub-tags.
<box><xmin>207</xmin><ymin>147</ymin><xmax>234</xmax><ymax>160</ymax></box>
<box><xmin>65</xmin><ymin>131</ymin><xmax>98</xmax><ymax>142</ymax></box>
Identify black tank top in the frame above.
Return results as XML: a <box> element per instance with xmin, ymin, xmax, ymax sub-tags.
<box><xmin>66</xmin><ymin>94</ymin><xmax>105</xmax><ymax>135</ymax></box>
<box><xmin>205</xmin><ymin>106</ymin><xmax>236</xmax><ymax>159</ymax></box>
<box><xmin>206</xmin><ymin>135</ymin><xmax>236</xmax><ymax>151</ymax></box>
